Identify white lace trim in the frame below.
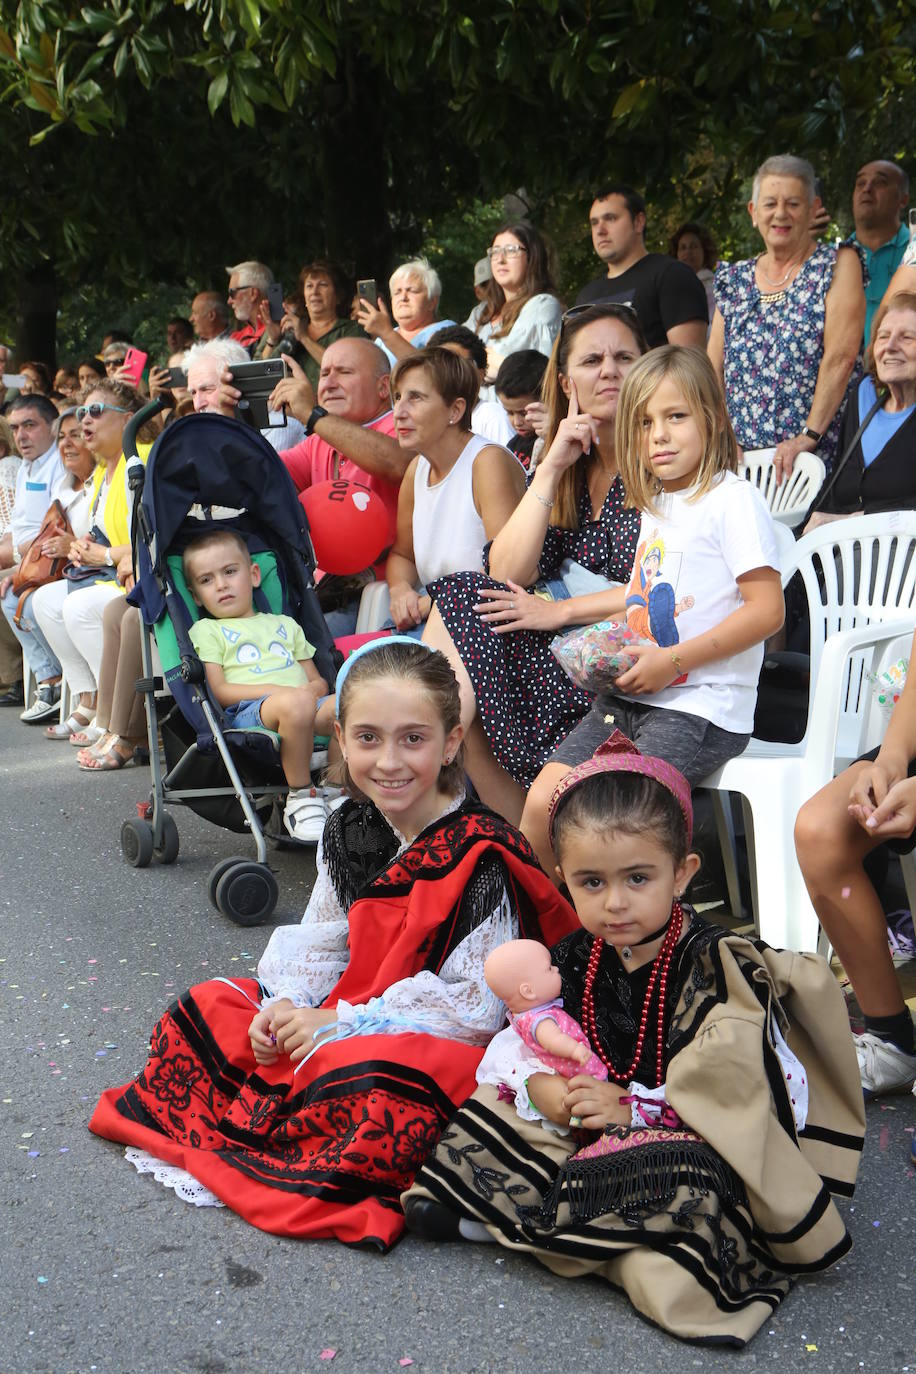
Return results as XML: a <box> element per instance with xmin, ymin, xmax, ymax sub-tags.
<box><xmin>124</xmin><ymin>1147</ymin><xmax>225</xmax><ymax>1208</ymax></box>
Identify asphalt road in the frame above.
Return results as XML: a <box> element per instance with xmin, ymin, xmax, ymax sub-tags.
<box><xmin>1</xmin><ymin>709</ymin><xmax>914</xmax><ymax>1374</ymax></box>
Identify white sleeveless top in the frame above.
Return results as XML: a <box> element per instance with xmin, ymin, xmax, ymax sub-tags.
<box><xmin>412</xmin><ymin>432</ymin><xmax>503</xmax><ymax>585</ymax></box>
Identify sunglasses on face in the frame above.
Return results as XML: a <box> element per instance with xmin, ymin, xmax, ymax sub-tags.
<box><xmin>227</xmin><ymin>285</ymin><xmax>254</xmax><ymax>298</ymax></box>
<box><xmin>75</xmin><ymin>402</ymin><xmax>130</xmax><ymax>422</ymax></box>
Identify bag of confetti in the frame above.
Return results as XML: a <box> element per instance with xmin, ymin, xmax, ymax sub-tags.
<box><xmin>866</xmin><ymin>658</ymin><xmax>907</xmax><ymax>719</ymax></box>
<box><xmin>550</xmin><ymin>619</ymin><xmax>651</xmax><ymax>693</ymax></box>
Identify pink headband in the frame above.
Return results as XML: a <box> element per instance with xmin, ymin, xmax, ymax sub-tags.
<box><xmin>547</xmin><ymin>730</ymin><xmax>693</xmax><ymax>849</ymax></box>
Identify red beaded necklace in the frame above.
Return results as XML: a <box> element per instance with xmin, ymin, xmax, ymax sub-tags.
<box><xmin>581</xmin><ymin>900</ymin><xmax>684</xmax><ymax>1088</ymax></box>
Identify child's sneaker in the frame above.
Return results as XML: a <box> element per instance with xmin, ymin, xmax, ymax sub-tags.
<box><xmin>854</xmin><ymin>1029</ymin><xmax>916</xmax><ymax>1098</ymax></box>
<box><xmin>886</xmin><ymin>910</ymin><xmax>915</xmax><ymax>965</ymax></box>
<box><xmin>284</xmin><ymin>787</ymin><xmax>330</xmax><ymax>843</ymax></box>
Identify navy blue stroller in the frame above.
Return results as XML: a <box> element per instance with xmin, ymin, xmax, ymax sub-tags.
<box><xmin>121</xmin><ymin>409</ymin><xmax>338</xmax><ymax>925</ymax></box>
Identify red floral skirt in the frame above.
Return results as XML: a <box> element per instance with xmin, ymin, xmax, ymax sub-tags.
<box><xmin>89</xmin><ymin>977</ymin><xmax>484</xmax><ymax>1248</ymax></box>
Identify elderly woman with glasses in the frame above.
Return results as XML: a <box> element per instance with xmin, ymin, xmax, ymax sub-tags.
<box><xmin>467</xmin><ymin>223</ymin><xmax>564</xmax><ymax>389</ymax></box>
<box><xmin>709</xmin><ymin>153</ymin><xmax>865</xmax><ymax>481</ymax></box>
<box><xmin>422</xmin><ymin>303</ymin><xmax>646</xmax><ymax>824</ymax></box>
<box><xmin>357</xmin><ymin>256</ymin><xmax>456</xmax><ymax>366</ymax></box>
<box><xmin>30</xmin><ymin>381</ymin><xmax>151</xmax><ymax>763</ymax></box>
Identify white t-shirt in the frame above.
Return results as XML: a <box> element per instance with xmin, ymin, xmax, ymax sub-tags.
<box><xmin>472</xmin><ymin>399</ymin><xmax>515</xmax><ymax>446</ymax></box>
<box><xmin>617</xmin><ymin>470</ymin><xmax>779</xmax><ymax>733</ymax></box>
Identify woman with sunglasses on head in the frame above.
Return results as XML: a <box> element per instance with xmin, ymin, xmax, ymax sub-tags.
<box><xmin>467</xmin><ymin>224</ymin><xmax>564</xmax><ymax>393</ymax></box>
<box><xmin>423</xmin><ymin>304</ymin><xmax>646</xmax><ymax>824</ymax></box>
<box><xmin>31</xmin><ymin>381</ymin><xmax>150</xmax><ymax>762</ymax></box>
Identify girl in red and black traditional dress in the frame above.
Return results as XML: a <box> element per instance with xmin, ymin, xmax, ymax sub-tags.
<box><xmin>89</xmin><ymin>639</ymin><xmax>576</xmax><ymax>1248</ymax></box>
<box><xmin>404</xmin><ymin>736</ymin><xmax>866</xmax><ymax>1346</ymax></box>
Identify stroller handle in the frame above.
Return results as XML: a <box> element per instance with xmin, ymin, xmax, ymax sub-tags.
<box><xmin>124</xmin><ymin>397</ymin><xmax>168</xmax><ymax>492</ymax></box>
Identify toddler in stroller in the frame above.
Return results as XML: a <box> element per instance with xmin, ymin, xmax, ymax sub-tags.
<box><xmin>123</xmin><ymin>410</ymin><xmax>340</xmax><ymax>924</ymax></box>
<box><xmin>182</xmin><ymin>527</ymin><xmax>330</xmax><ymax>840</ymax></box>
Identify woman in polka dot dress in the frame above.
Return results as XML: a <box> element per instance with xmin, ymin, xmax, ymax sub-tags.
<box><xmin>425</xmin><ymin>304</ymin><xmax>646</xmax><ymax>822</ymax></box>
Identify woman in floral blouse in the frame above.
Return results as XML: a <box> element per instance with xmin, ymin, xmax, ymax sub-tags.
<box><xmin>708</xmin><ymin>154</ymin><xmax>865</xmax><ymax>480</ymax></box>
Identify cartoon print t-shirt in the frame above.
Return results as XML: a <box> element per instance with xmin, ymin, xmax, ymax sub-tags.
<box><xmin>609</xmin><ymin>471</ymin><xmax>779</xmax><ymax>734</ymax></box>
<box><xmin>189</xmin><ymin>613</ymin><xmax>315</xmax><ymax>689</ymax></box>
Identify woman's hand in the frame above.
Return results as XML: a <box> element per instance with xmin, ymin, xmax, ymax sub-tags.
<box><xmin>68</xmin><ymin>537</ymin><xmax>110</xmax><ymax>568</ymax></box>
<box><xmin>848</xmin><ymin>756</ymin><xmax>907</xmax><ymax>827</ymax></box>
<box><xmin>473</xmin><ymin>579</ymin><xmax>563</xmax><ymax>634</ymax></box>
<box><xmin>861</xmin><ymin>776</ymin><xmax>916</xmax><ymax>839</ymax></box>
<box><xmin>613</xmin><ymin>643</ymin><xmax>682</xmax><ymax>695</ymax></box>
<box><xmin>563</xmin><ymin>1074</ymin><xmax>631</xmax><ymax>1130</ymax></box>
<box><xmin>116</xmin><ymin>552</ymin><xmax>134</xmax><ymax>590</ymax></box>
<box><xmin>773</xmin><ymin>432</ymin><xmax>817</xmax><ymax>485</ymax></box>
<box><xmin>40</xmin><ymin>532</ymin><xmax>72</xmax><ymax>559</ymax></box>
<box><xmin>248</xmin><ymin>1008</ymin><xmax>280</xmax><ymax>1066</ymax></box>
<box><xmin>148</xmin><ymin>365</ymin><xmax>174</xmax><ymax>402</ymax></box>
<box><xmin>271</xmin><ymin>1003</ymin><xmax>338</xmax><ymax>1063</ymax></box>
<box><xmin>539</xmin><ymin>380</ymin><xmax>599</xmax><ymax>475</ymax></box>
<box><xmin>357</xmin><ymin>295</ymin><xmax>393</xmax><ymax>341</ymax></box>
<box><xmin>280</xmin><ymin>309</ymin><xmax>307</xmax><ymax>344</ymax></box>
<box><xmin>258</xmin><ymin>297</ymin><xmax>283</xmax><ymax>347</ymax></box>
<box><xmin>389</xmin><ymin>583</ymin><xmax>429</xmax><ymax>630</ymax></box>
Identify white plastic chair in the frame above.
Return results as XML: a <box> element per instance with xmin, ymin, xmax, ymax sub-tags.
<box><xmin>355</xmin><ymin>581</ymin><xmax>391</xmax><ymax>633</ymax></box>
<box><xmin>699</xmin><ymin>511</ymin><xmax>916</xmax><ymax>952</ymax></box>
<box><xmin>741</xmin><ymin>449</ymin><xmax>826</xmax><ymax>529</ymax></box>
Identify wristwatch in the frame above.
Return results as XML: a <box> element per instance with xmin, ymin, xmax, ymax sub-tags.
<box><xmin>104</xmin><ymin>548</ymin><xmax>114</xmax><ymax>567</ymax></box>
<box><xmin>305</xmin><ymin>405</ymin><xmax>329</xmax><ymax>437</ymax></box>
<box><xmin>801</xmin><ymin>426</ymin><xmax>822</xmax><ymax>444</ymax></box>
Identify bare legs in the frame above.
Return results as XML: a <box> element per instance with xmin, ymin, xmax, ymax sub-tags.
<box><xmin>520</xmin><ymin>762</ymin><xmax>571</xmax><ymax>879</ymax></box>
<box><xmin>795</xmin><ymin>762</ymin><xmax>905</xmax><ymax>1017</ymax></box>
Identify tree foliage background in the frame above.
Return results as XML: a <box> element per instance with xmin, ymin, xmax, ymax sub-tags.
<box><xmin>0</xmin><ymin>0</ymin><xmax>914</xmax><ymax>363</ymax></box>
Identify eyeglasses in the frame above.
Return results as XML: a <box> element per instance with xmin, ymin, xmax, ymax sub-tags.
<box><xmin>104</xmin><ymin>357</ymin><xmax>127</xmax><ymax>368</ymax></box>
<box><xmin>487</xmin><ymin>245</ymin><xmax>528</xmax><ymax>259</ymax></box>
<box><xmin>75</xmin><ymin>403</ymin><xmax>130</xmax><ymax>422</ymax></box>
<box><xmin>227</xmin><ymin>285</ymin><xmax>254</xmax><ymax>297</ymax></box>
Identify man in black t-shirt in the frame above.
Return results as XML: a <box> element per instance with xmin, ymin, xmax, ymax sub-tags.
<box><xmin>575</xmin><ymin>184</ymin><xmax>708</xmax><ymax>348</ymax></box>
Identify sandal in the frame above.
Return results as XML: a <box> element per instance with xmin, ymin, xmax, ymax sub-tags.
<box><xmin>45</xmin><ymin>711</ymin><xmax>95</xmax><ymax>741</ymax></box>
<box><xmin>69</xmin><ymin>723</ymin><xmax>106</xmax><ymax>747</ymax></box>
<box><xmin>76</xmin><ymin>731</ymin><xmax>117</xmax><ymax>767</ymax></box>
<box><xmin>78</xmin><ymin>735</ymin><xmax>144</xmax><ymax>772</ymax></box>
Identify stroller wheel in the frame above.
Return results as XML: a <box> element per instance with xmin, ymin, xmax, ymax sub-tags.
<box><xmin>153</xmin><ymin>813</ymin><xmax>180</xmax><ymax>865</ymax></box>
<box><xmin>207</xmin><ymin>856</ymin><xmax>248</xmax><ymax>908</ymax></box>
<box><xmin>214</xmin><ymin>861</ymin><xmax>279</xmax><ymax>927</ymax></box>
<box><xmin>121</xmin><ymin>818</ymin><xmax>154</xmax><ymax>868</ymax></box>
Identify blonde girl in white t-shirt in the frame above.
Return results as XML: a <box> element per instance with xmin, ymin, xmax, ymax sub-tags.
<box><xmin>521</xmin><ymin>345</ymin><xmax>785</xmax><ymax>872</ymax></box>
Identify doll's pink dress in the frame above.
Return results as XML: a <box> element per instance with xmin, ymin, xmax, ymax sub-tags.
<box><xmin>511</xmin><ymin>1000</ymin><xmax>607</xmax><ymax>1080</ymax></box>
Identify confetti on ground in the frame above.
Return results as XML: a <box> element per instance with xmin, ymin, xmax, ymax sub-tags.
<box><xmin>399</xmin><ymin>1361</ymin><xmax>414</xmax><ymax>1368</ymax></box>
<box><xmin>806</xmin><ymin>1344</ymin><xmax>818</xmax><ymax>1352</ymax></box>
<box><xmin>319</xmin><ymin>1351</ymin><xmax>337</xmax><ymax>1362</ymax></box>
<box><xmin>873</xmin><ymin>1220</ymin><xmax>880</xmax><ymax>1227</ymax></box>
<box><xmin>37</xmin><ymin>1276</ymin><xmax>47</xmax><ymax>1284</ymax></box>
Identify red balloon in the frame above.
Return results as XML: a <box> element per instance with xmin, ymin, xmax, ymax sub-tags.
<box><xmin>300</xmin><ymin>479</ymin><xmax>391</xmax><ymax>575</ymax></box>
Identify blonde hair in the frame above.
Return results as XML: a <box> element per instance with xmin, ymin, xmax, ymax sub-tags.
<box><xmin>615</xmin><ymin>346</ymin><xmax>739</xmax><ymax>514</ymax></box>
<box><xmin>540</xmin><ymin>304</ymin><xmax>648</xmax><ymax>529</ymax></box>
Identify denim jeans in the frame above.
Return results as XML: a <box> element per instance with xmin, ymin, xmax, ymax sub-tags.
<box><xmin>1</xmin><ymin>583</ymin><xmax>61</xmax><ymax>681</ymax></box>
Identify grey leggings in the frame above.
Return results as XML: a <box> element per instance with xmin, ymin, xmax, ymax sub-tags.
<box><xmin>549</xmin><ymin>694</ymin><xmax>749</xmax><ymax>786</ymax></box>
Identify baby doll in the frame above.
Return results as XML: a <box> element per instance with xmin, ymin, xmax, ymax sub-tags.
<box><xmin>484</xmin><ymin>939</ymin><xmax>607</xmax><ymax>1081</ymax></box>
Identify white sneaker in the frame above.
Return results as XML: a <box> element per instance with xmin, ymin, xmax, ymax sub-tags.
<box><xmin>20</xmin><ymin>682</ymin><xmax>62</xmax><ymax>723</ymax></box>
<box><xmin>284</xmin><ymin>787</ymin><xmax>330</xmax><ymax>843</ymax></box>
<box><xmin>854</xmin><ymin>1029</ymin><xmax>916</xmax><ymax>1098</ymax></box>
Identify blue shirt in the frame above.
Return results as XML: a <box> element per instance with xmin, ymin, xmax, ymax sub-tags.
<box><xmin>857</xmin><ymin>374</ymin><xmax>916</xmax><ymax>467</ymax></box>
<box><xmin>374</xmin><ymin>319</ymin><xmax>457</xmax><ymax>367</ymax></box>
<box><xmin>849</xmin><ymin>224</ymin><xmax>910</xmax><ymax>347</ymax></box>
